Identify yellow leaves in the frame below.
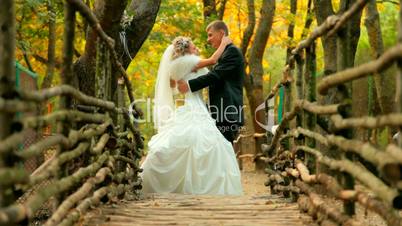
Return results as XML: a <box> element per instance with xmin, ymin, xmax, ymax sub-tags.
<box><xmin>222</xmin><ymin>0</ymin><xmax>319</xmax><ymax>49</ymax></box>
<box><xmin>262</xmin><ymin>59</ymin><xmax>271</xmax><ymax>82</ymax></box>
<box><xmin>245</xmin><ymin>66</ymin><xmax>250</xmax><ymax>75</ymax></box>
<box><xmin>377</xmin><ymin>3</ymin><xmax>385</xmax><ymax>11</ymax></box>
<box><xmin>332</xmin><ymin>0</ymin><xmax>341</xmax><ymax>12</ymax></box>
<box><xmin>145</xmin><ymin>80</ymin><xmax>151</xmax><ymax>87</ymax></box>
<box><xmin>132</xmin><ymin>72</ymin><xmax>141</xmax><ymax>80</ymax></box>
<box><xmin>263</xmin><ymin>73</ymin><xmax>270</xmax><ymax>82</ymax></box>
<box><xmin>263</xmin><ymin>58</ymin><xmax>269</xmax><ymax>69</ymax></box>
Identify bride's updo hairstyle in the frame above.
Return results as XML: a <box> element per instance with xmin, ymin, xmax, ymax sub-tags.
<box><xmin>172</xmin><ymin>36</ymin><xmax>192</xmax><ymax>60</ymax></box>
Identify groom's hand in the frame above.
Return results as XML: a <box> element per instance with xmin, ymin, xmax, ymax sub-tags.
<box><xmin>177</xmin><ymin>80</ymin><xmax>189</xmax><ymax>94</ymax></box>
<box><xmin>170</xmin><ymin>79</ymin><xmax>176</xmax><ymax>88</ymax></box>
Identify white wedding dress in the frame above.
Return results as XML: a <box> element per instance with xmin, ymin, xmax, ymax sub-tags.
<box><xmin>140</xmin><ymin>46</ymin><xmax>243</xmax><ymax>195</ymax></box>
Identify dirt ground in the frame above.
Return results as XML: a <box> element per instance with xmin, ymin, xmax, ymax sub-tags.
<box><xmin>239</xmin><ymin>158</ymin><xmax>269</xmax><ymax>196</ymax></box>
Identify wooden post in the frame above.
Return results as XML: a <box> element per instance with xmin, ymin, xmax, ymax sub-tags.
<box><xmin>96</xmin><ymin>39</ymin><xmax>115</xmax><ymax>122</ymax></box>
<box><xmin>336</xmin><ymin>4</ymin><xmax>356</xmax><ymax>215</ymax></box>
<box><xmin>304</xmin><ymin>42</ymin><xmax>317</xmax><ymax>174</ymax></box>
<box><xmin>294</xmin><ymin>54</ymin><xmax>305</xmax><ymax>154</ymax></box>
<box><xmin>0</xmin><ymin>0</ymin><xmax>16</xmax><ymax>208</ymax></box>
<box><xmin>60</xmin><ymin>2</ymin><xmax>75</xmax><ymax>101</ymax></box>
<box><xmin>95</xmin><ymin>39</ymin><xmax>106</xmax><ymax>101</ymax></box>
<box><xmin>285</xmin><ymin>0</ymin><xmax>297</xmax><ymax>200</ymax></box>
<box><xmin>284</xmin><ymin>0</ymin><xmax>297</xmax><ymax>152</ymax></box>
<box><xmin>58</xmin><ymin>1</ymin><xmax>76</xmax><ymax>151</ymax></box>
<box><xmin>58</xmin><ymin>1</ymin><xmax>76</xmax><ymax>136</ymax></box>
<box><xmin>117</xmin><ymin>78</ymin><xmax>126</xmax><ymax>132</ymax></box>
<box><xmin>116</xmin><ymin>75</ymin><xmax>126</xmax><ymax>174</ymax></box>
<box><xmin>282</xmin><ymin>84</ymin><xmax>291</xmax><ymax>151</ymax></box>
<box><xmin>397</xmin><ymin>0</ymin><xmax>402</xmax><ymax>148</ymax></box>
<box><xmin>105</xmin><ymin>47</ymin><xmax>112</xmax><ymax>101</ymax></box>
<box><xmin>56</xmin><ymin>1</ymin><xmax>76</xmax><ymax>212</ymax></box>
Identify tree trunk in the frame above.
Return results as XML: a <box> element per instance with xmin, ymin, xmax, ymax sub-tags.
<box><xmin>313</xmin><ymin>0</ymin><xmax>337</xmax><ymax>76</ymax></box>
<box><xmin>240</xmin><ymin>0</ymin><xmax>255</xmax><ymax>57</ymax></box>
<box><xmin>364</xmin><ymin>0</ymin><xmax>395</xmax><ymax>116</ymax></box>
<box><xmin>301</xmin><ymin>0</ymin><xmax>313</xmax><ymax>40</ymax></box>
<box><xmin>0</xmin><ymin>0</ymin><xmax>16</xmax><ymax>141</ymax></box>
<box><xmin>218</xmin><ymin>0</ymin><xmax>228</xmax><ymax>20</ymax></box>
<box><xmin>61</xmin><ymin>3</ymin><xmax>76</xmax><ymax>97</ymax></box>
<box><xmin>237</xmin><ymin>0</ymin><xmax>256</xmax><ymax>161</ymax></box>
<box><xmin>0</xmin><ymin>0</ymin><xmax>16</xmax><ymax>208</ymax></box>
<box><xmin>246</xmin><ymin>0</ymin><xmax>276</xmax><ymax>170</ymax></box>
<box><xmin>121</xmin><ymin>0</ymin><xmax>161</xmax><ymax>69</ymax></box>
<box><xmin>284</xmin><ymin>0</ymin><xmax>297</xmax><ymax>149</ymax></box>
<box><xmin>202</xmin><ymin>0</ymin><xmax>227</xmax><ymax>55</ymax></box>
<box><xmin>83</xmin><ymin>0</ymin><xmax>91</xmax><ymax>39</ymax></box>
<box><xmin>337</xmin><ymin>0</ymin><xmax>363</xmax><ymax>216</ymax></box>
<box><xmin>313</xmin><ymin>0</ymin><xmax>362</xmax><ymax>215</ymax></box>
<box><xmin>240</xmin><ymin>0</ymin><xmax>255</xmax><ymax>105</ymax></box>
<box><xmin>284</xmin><ymin>0</ymin><xmax>298</xmax><ymax>200</ymax></box>
<box><xmin>304</xmin><ymin>42</ymin><xmax>317</xmax><ymax>173</ymax></box>
<box><xmin>73</xmin><ymin>0</ymin><xmax>126</xmax><ymax>96</ymax></box>
<box><xmin>202</xmin><ymin>0</ymin><xmax>227</xmax><ymax>21</ymax></box>
<box><xmin>41</xmin><ymin>0</ymin><xmax>57</xmax><ymax>90</ymax></box>
<box><xmin>337</xmin><ymin>0</ymin><xmax>362</xmax><ymax>69</ymax></box>
<box><xmin>202</xmin><ymin>0</ymin><xmax>217</xmax><ymax>21</ymax></box>
<box><xmin>286</xmin><ymin>0</ymin><xmax>297</xmax><ymax>64</ymax></box>
<box><xmin>313</xmin><ymin>0</ymin><xmax>338</xmax><ymax>166</ymax></box>
<box><xmin>397</xmin><ymin>0</ymin><xmax>402</xmax><ymax>148</ymax></box>
<box><xmin>313</xmin><ymin>0</ymin><xmax>339</xmax><ymax>136</ymax></box>
<box><xmin>73</xmin><ymin>0</ymin><xmax>161</xmax><ymax>99</ymax></box>
<box><xmin>341</xmin><ymin>0</ymin><xmax>365</xmax><ymax>142</ymax></box>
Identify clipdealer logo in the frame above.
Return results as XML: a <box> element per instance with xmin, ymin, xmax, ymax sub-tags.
<box><xmin>128</xmin><ymin>97</ymin><xmax>269</xmax><ymax>133</ymax></box>
<box><xmin>254</xmin><ymin>101</ymin><xmax>270</xmax><ymax>131</ymax></box>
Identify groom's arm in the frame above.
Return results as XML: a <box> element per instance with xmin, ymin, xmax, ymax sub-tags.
<box><xmin>188</xmin><ymin>47</ymin><xmax>240</xmax><ymax>92</ymax></box>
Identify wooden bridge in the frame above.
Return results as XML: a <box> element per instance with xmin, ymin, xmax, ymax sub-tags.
<box><xmin>81</xmin><ymin>174</ymin><xmax>315</xmax><ymax>226</ymax></box>
<box><xmin>81</xmin><ymin>195</ymin><xmax>312</xmax><ymax>226</ymax></box>
<box><xmin>1</xmin><ymin>0</ymin><xmax>402</xmax><ymax>226</ymax></box>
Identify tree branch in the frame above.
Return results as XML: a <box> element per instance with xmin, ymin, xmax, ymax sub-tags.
<box><xmin>318</xmin><ymin>44</ymin><xmax>402</xmax><ymax>95</ymax></box>
<box><xmin>44</xmin><ymin>167</ymin><xmax>111</xmax><ymax>226</ymax></box>
<box><xmin>295</xmin><ymin>145</ymin><xmax>402</xmax><ymax>209</ymax></box>
<box><xmin>240</xmin><ymin>0</ymin><xmax>255</xmax><ymax>56</ymax></box>
<box><xmin>327</xmin><ymin>0</ymin><xmax>369</xmax><ymax>37</ymax></box>
<box><xmin>331</xmin><ymin>113</ymin><xmax>402</xmax><ymax>129</ymax></box>
<box><xmin>295</xmin><ymin>180</ymin><xmax>363</xmax><ymax>226</ymax></box>
<box><xmin>293</xmin><ymin>161</ymin><xmax>402</xmax><ymax>226</ymax></box>
<box><xmin>20</xmin><ymin>85</ymin><xmax>116</xmax><ymax>111</ymax></box>
<box><xmin>0</xmin><ymin>153</ymin><xmax>109</xmax><ymax>224</ymax></box>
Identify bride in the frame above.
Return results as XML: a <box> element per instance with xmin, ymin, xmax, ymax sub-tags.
<box><xmin>140</xmin><ymin>36</ymin><xmax>243</xmax><ymax>195</ymax></box>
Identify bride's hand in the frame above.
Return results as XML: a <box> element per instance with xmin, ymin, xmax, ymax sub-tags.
<box><xmin>220</xmin><ymin>36</ymin><xmax>232</xmax><ymax>47</ymax></box>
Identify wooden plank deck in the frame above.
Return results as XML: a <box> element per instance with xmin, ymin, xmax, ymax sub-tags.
<box><xmin>80</xmin><ymin>193</ymin><xmax>315</xmax><ymax>226</ymax></box>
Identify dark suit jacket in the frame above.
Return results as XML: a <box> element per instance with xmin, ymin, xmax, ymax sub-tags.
<box><xmin>188</xmin><ymin>44</ymin><xmax>245</xmax><ymax>125</ymax></box>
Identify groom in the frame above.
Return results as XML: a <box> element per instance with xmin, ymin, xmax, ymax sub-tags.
<box><xmin>177</xmin><ymin>20</ymin><xmax>245</xmax><ymax>144</ymax></box>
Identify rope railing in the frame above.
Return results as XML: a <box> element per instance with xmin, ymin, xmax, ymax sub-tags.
<box><xmin>232</xmin><ymin>0</ymin><xmax>402</xmax><ymax>225</ymax></box>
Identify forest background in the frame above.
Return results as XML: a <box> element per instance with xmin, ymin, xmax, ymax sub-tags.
<box><xmin>14</xmin><ymin>0</ymin><xmax>400</xmax><ymax>151</ymax></box>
